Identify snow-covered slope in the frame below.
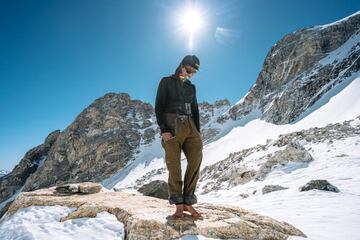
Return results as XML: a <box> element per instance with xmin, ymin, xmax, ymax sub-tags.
<box><xmin>201</xmin><ymin>74</ymin><xmax>360</xmax><ymax>167</ymax></box>
<box><xmin>199</xmin><ymin>131</ymin><xmax>360</xmax><ymax>240</ymax></box>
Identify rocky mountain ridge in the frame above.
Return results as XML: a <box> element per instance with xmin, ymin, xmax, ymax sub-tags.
<box><xmin>201</xmin><ymin>11</ymin><xmax>360</xmax><ymax>141</ymax></box>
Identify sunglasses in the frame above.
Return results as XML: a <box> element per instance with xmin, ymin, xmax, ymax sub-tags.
<box><xmin>185</xmin><ymin>65</ymin><xmax>197</xmax><ymax>74</ymax></box>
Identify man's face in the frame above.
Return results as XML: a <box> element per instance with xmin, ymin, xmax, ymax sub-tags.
<box><xmin>182</xmin><ymin>65</ymin><xmax>197</xmax><ymax>79</ymax></box>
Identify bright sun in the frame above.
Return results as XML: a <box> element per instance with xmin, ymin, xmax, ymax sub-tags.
<box><xmin>178</xmin><ymin>6</ymin><xmax>205</xmax><ymax>51</ymax></box>
<box><xmin>180</xmin><ymin>8</ymin><xmax>203</xmax><ymax>34</ymax></box>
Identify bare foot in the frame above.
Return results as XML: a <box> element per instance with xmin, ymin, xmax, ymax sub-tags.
<box><xmin>183</xmin><ymin>204</ymin><xmax>203</xmax><ymax>219</ymax></box>
<box><xmin>171</xmin><ymin>204</ymin><xmax>184</xmax><ymax>219</ymax></box>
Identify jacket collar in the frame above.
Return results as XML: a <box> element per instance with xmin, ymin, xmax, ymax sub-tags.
<box><xmin>171</xmin><ymin>73</ymin><xmax>194</xmax><ymax>85</ymax></box>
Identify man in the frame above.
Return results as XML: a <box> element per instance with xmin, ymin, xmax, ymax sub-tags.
<box><xmin>155</xmin><ymin>55</ymin><xmax>203</xmax><ymax>220</ymax></box>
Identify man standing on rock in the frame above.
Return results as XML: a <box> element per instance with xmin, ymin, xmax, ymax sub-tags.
<box><xmin>155</xmin><ymin>55</ymin><xmax>203</xmax><ymax>220</ymax></box>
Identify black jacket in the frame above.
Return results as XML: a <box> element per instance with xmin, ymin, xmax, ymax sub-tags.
<box><xmin>155</xmin><ymin>73</ymin><xmax>200</xmax><ymax>134</ymax></box>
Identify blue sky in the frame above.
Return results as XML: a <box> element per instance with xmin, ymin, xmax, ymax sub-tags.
<box><xmin>1</xmin><ymin>0</ymin><xmax>359</xmax><ymax>170</ymax></box>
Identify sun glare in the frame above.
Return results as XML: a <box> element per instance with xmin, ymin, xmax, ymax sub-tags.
<box><xmin>180</xmin><ymin>8</ymin><xmax>203</xmax><ymax>34</ymax></box>
<box><xmin>177</xmin><ymin>6</ymin><xmax>205</xmax><ymax>51</ymax></box>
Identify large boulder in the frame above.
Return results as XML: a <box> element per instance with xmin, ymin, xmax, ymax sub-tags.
<box><xmin>299</xmin><ymin>179</ymin><xmax>340</xmax><ymax>192</ymax></box>
<box><xmin>137</xmin><ymin>180</ymin><xmax>168</xmax><ymax>200</ymax></box>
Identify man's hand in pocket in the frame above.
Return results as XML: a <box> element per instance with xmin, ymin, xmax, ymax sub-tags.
<box><xmin>162</xmin><ymin>132</ymin><xmax>173</xmax><ymax>142</ymax></box>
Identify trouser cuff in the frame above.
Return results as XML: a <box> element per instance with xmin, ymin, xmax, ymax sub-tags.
<box><xmin>169</xmin><ymin>194</ymin><xmax>184</xmax><ymax>205</ymax></box>
<box><xmin>184</xmin><ymin>194</ymin><xmax>197</xmax><ymax>205</ymax></box>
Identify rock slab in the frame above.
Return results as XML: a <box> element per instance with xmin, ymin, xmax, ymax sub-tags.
<box><xmin>3</xmin><ymin>184</ymin><xmax>307</xmax><ymax>240</ymax></box>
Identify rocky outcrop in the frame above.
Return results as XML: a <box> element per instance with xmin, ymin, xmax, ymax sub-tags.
<box><xmin>21</xmin><ymin>93</ymin><xmax>155</xmax><ymax>192</ymax></box>
<box><xmin>198</xmin><ymin>144</ymin><xmax>313</xmax><ymax>193</ymax></box>
<box><xmin>198</xmin><ymin>116</ymin><xmax>359</xmax><ymax>194</ymax></box>
<box><xmin>299</xmin><ymin>179</ymin><xmax>340</xmax><ymax>192</ymax></box>
<box><xmin>0</xmin><ymin>130</ymin><xmax>60</xmax><ymax>203</ymax></box>
<box><xmin>55</xmin><ymin>182</ymin><xmax>103</xmax><ymax>194</ymax></box>
<box><xmin>199</xmin><ymin>163</ymin><xmax>257</xmax><ymax>194</ymax></box>
<box><xmin>255</xmin><ymin>144</ymin><xmax>313</xmax><ymax>181</ymax></box>
<box><xmin>2</xmin><ymin>185</ymin><xmax>306</xmax><ymax>240</ymax></box>
<box><xmin>202</xmin><ymin>12</ymin><xmax>360</xmax><ymax>140</ymax></box>
<box><xmin>137</xmin><ymin>180</ymin><xmax>168</xmax><ymax>200</ymax></box>
<box><xmin>262</xmin><ymin>185</ymin><xmax>289</xmax><ymax>194</ymax></box>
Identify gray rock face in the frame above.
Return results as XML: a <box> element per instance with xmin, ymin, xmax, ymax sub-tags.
<box><xmin>262</xmin><ymin>185</ymin><xmax>289</xmax><ymax>195</ymax></box>
<box><xmin>240</xmin><ymin>13</ymin><xmax>360</xmax><ymax>124</ymax></box>
<box><xmin>299</xmin><ymin>179</ymin><xmax>340</xmax><ymax>192</ymax></box>
<box><xmin>0</xmin><ymin>130</ymin><xmax>60</xmax><ymax>203</ymax></box>
<box><xmin>21</xmin><ymin>93</ymin><xmax>155</xmax><ymax>192</ymax></box>
<box><xmin>137</xmin><ymin>180</ymin><xmax>168</xmax><ymax>200</ymax></box>
<box><xmin>202</xmin><ymin>12</ymin><xmax>360</xmax><ymax>140</ymax></box>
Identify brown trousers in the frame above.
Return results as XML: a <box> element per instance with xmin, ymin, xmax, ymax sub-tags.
<box><xmin>161</xmin><ymin>113</ymin><xmax>203</xmax><ymax>205</ymax></box>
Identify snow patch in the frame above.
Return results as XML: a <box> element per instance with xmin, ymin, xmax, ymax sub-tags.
<box><xmin>0</xmin><ymin>205</ymin><xmax>125</xmax><ymax>240</ymax></box>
